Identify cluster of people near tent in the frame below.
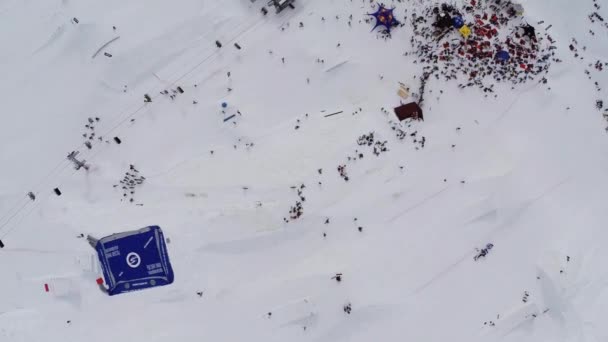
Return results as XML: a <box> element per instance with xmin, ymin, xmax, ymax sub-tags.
<box><xmin>356</xmin><ymin>132</ymin><xmax>390</xmax><ymax>156</ymax></box>
<box><xmin>390</xmin><ymin>122</ymin><xmax>409</xmax><ymax>141</ymax></box>
<box><xmin>388</xmin><ymin>122</ymin><xmax>427</xmax><ymax>150</ymax></box>
<box><xmin>372</xmin><ymin>140</ymin><xmax>389</xmax><ymax>156</ymax></box>
<box><xmin>357</xmin><ymin>132</ymin><xmax>376</xmax><ymax>147</ymax></box>
<box><xmin>409</xmin><ymin>0</ymin><xmax>556</xmax><ymax>91</ymax></box>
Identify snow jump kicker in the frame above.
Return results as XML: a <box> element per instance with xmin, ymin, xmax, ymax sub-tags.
<box><xmin>88</xmin><ymin>226</ymin><xmax>174</xmax><ymax>295</ymax></box>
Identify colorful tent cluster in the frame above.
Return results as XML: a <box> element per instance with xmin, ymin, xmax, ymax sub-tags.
<box><xmin>367</xmin><ymin>4</ymin><xmax>400</xmax><ymax>33</ymax></box>
<box><xmin>450</xmin><ymin>15</ymin><xmax>471</xmax><ymax>38</ymax></box>
<box><xmin>428</xmin><ymin>4</ymin><xmax>542</xmax><ymax>69</ymax></box>
<box><xmin>410</xmin><ymin>1</ymin><xmax>553</xmax><ymax>90</ymax></box>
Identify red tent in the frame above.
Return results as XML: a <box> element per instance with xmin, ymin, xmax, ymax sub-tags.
<box><xmin>394</xmin><ymin>102</ymin><xmax>424</xmax><ymax>121</ymax></box>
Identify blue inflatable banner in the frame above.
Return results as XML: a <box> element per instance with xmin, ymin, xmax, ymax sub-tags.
<box><xmin>94</xmin><ymin>226</ymin><xmax>174</xmax><ymax>295</ymax></box>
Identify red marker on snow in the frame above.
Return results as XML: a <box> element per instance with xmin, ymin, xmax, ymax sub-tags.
<box><xmin>96</xmin><ymin>277</ymin><xmax>104</xmax><ymax>285</ymax></box>
<box><xmin>44</xmin><ymin>284</ymin><xmax>49</xmax><ymax>292</ymax></box>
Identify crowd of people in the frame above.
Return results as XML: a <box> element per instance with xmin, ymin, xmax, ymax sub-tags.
<box><xmin>82</xmin><ymin>117</ymin><xmax>102</xmax><ymax>149</ymax></box>
<box><xmin>114</xmin><ymin>164</ymin><xmax>145</xmax><ymax>204</ymax></box>
<box><xmin>409</xmin><ymin>1</ymin><xmax>556</xmax><ymax>94</ymax></box>
<box><xmin>285</xmin><ymin>184</ymin><xmax>306</xmax><ymax>222</ymax></box>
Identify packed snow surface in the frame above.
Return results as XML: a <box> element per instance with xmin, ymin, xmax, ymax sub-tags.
<box><xmin>1</xmin><ymin>0</ymin><xmax>608</xmax><ymax>341</ymax></box>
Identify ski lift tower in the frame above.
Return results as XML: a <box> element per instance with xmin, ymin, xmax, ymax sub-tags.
<box><xmin>268</xmin><ymin>0</ymin><xmax>295</xmax><ymax>13</ymax></box>
<box><xmin>67</xmin><ymin>151</ymin><xmax>90</xmax><ymax>171</ymax></box>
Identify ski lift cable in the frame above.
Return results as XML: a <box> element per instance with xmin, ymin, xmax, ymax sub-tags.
<box><xmin>76</xmin><ymin>15</ymin><xmax>271</xmax><ymax>162</ymax></box>
<box><xmin>180</xmin><ymin>0</ymin><xmax>302</xmax><ymax>87</ymax></box>
<box><xmin>0</xmin><ymin>192</ymin><xmax>49</xmax><ymax>240</ymax></box>
<box><xmin>146</xmin><ymin>12</ymin><xmax>272</xmax><ymax>97</ymax></box>
<box><xmin>0</xmin><ymin>167</ymin><xmax>80</xmax><ymax>240</ymax></box>
<box><xmin>178</xmin><ymin>17</ymin><xmax>269</xmax><ymax>86</ymax></box>
<box><xmin>0</xmin><ymin>2</ymin><xmax>300</xmax><ymax>240</ymax></box>
<box><xmin>0</xmin><ymin>155</ymin><xmax>77</xmax><ymax>236</ymax></box>
<box><xmin>77</xmin><ymin>13</ymin><xmax>268</xmax><ymax>156</ymax></box>
<box><xmin>0</xmin><ymin>200</ymin><xmax>31</xmax><ymax>233</ymax></box>
<box><xmin>0</xmin><ymin>10</ymin><xmax>274</xmax><ymax>241</ymax></box>
<box><xmin>0</xmin><ymin>14</ymin><xmax>266</xmax><ymax>222</ymax></box>
<box><xmin>0</xmin><ymin>195</ymin><xmax>28</xmax><ymax>226</ymax></box>
<box><xmin>0</xmin><ymin>159</ymin><xmax>71</xmax><ymax>226</ymax></box>
<box><xmin>95</xmin><ymin>12</ymin><xmax>267</xmax><ymax>138</ymax></box>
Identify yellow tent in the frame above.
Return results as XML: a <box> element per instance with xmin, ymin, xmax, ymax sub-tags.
<box><xmin>459</xmin><ymin>25</ymin><xmax>471</xmax><ymax>39</ymax></box>
<box><xmin>513</xmin><ymin>3</ymin><xmax>524</xmax><ymax>16</ymax></box>
<box><xmin>397</xmin><ymin>83</ymin><xmax>410</xmax><ymax>99</ymax></box>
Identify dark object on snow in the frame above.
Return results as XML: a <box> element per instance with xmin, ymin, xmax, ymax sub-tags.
<box><xmin>113</xmin><ymin>137</ymin><xmax>122</xmax><ymax>144</ymax></box>
<box><xmin>84</xmin><ymin>141</ymin><xmax>92</xmax><ymax>149</ymax></box>
<box><xmin>522</xmin><ymin>24</ymin><xmax>536</xmax><ymax>39</ymax></box>
<box><xmin>261</xmin><ymin>7</ymin><xmax>268</xmax><ymax>15</ymax></box>
<box><xmin>104</xmin><ymin>52</ymin><xmax>112</xmax><ymax>58</ymax></box>
<box><xmin>224</xmin><ymin>114</ymin><xmax>236</xmax><ymax>122</ymax></box>
<box><xmin>0</xmin><ymin>240</ymin><xmax>4</xmax><ymax>248</ymax></box>
<box><xmin>474</xmin><ymin>243</ymin><xmax>494</xmax><ymax>261</ymax></box>
<box><xmin>394</xmin><ymin>102</ymin><xmax>424</xmax><ymax>121</ymax></box>
<box><xmin>177</xmin><ymin>86</ymin><xmax>184</xmax><ymax>94</ymax></box>
<box><xmin>332</xmin><ymin>273</ymin><xmax>342</xmax><ymax>282</ymax></box>
<box><xmin>27</xmin><ymin>192</ymin><xmax>36</xmax><ymax>201</ymax></box>
<box><xmin>67</xmin><ymin>151</ymin><xmax>89</xmax><ymax>170</ymax></box>
<box><xmin>268</xmin><ymin>0</ymin><xmax>296</xmax><ymax>13</ymax></box>
<box><xmin>234</xmin><ymin>43</ymin><xmax>242</xmax><ymax>50</ymax></box>
<box><xmin>343</xmin><ymin>303</ymin><xmax>352</xmax><ymax>314</ymax></box>
<box><xmin>73</xmin><ymin>17</ymin><xmax>79</xmax><ymax>24</ymax></box>
<box><xmin>324</xmin><ymin>111</ymin><xmax>343</xmax><ymax>118</ymax></box>
<box><xmin>215</xmin><ymin>40</ymin><xmax>222</xmax><ymax>48</ymax></box>
<box><xmin>435</xmin><ymin>12</ymin><xmax>453</xmax><ymax>29</ymax></box>
<box><xmin>144</xmin><ymin>94</ymin><xmax>152</xmax><ymax>103</ymax></box>
<box><xmin>54</xmin><ymin>188</ymin><xmax>62</xmax><ymax>196</ymax></box>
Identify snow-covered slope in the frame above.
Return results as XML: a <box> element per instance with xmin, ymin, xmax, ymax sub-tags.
<box><xmin>1</xmin><ymin>0</ymin><xmax>608</xmax><ymax>341</ymax></box>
